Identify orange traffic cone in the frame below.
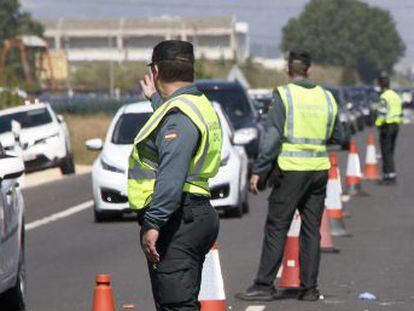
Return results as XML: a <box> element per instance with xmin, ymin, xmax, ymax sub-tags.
<box><xmin>320</xmin><ymin>209</ymin><xmax>340</xmax><ymax>253</ymax></box>
<box><xmin>92</xmin><ymin>274</ymin><xmax>116</xmax><ymax>311</ymax></box>
<box><xmin>363</xmin><ymin>134</ymin><xmax>380</xmax><ymax>180</ymax></box>
<box><xmin>345</xmin><ymin>138</ymin><xmax>362</xmax><ymax>196</ymax></box>
<box><xmin>278</xmin><ymin>211</ymin><xmax>301</xmax><ymax>288</ymax></box>
<box><xmin>199</xmin><ymin>244</ymin><xmax>226</xmax><ymax>311</ymax></box>
<box><xmin>326</xmin><ymin>165</ymin><xmax>351</xmax><ymax>237</ymax></box>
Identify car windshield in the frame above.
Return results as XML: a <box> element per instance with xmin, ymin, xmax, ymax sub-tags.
<box><xmin>200</xmin><ymin>88</ymin><xmax>253</xmax><ymax>123</ymax></box>
<box><xmin>111</xmin><ymin>113</ymin><xmax>151</xmax><ymax>144</ymax></box>
<box><xmin>0</xmin><ymin>108</ymin><xmax>53</xmax><ymax>134</ymax></box>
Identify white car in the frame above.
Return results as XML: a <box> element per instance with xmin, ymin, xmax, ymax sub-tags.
<box><xmin>0</xmin><ymin>102</ymin><xmax>75</xmax><ymax>175</ymax></box>
<box><xmin>86</xmin><ymin>101</ymin><xmax>249</xmax><ymax>222</ymax></box>
<box><xmin>0</xmin><ymin>144</ymin><xmax>26</xmax><ymax>310</ymax></box>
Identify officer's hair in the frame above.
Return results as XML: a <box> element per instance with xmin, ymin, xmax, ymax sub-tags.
<box><xmin>288</xmin><ymin>60</ymin><xmax>310</xmax><ymax>78</ymax></box>
<box><xmin>378</xmin><ymin>77</ymin><xmax>390</xmax><ymax>88</ymax></box>
<box><xmin>156</xmin><ymin>60</ymin><xmax>194</xmax><ymax>83</ymax></box>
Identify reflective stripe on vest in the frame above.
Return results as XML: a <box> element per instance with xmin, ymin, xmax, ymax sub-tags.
<box><xmin>277</xmin><ymin>83</ymin><xmax>338</xmax><ymax>171</ymax></box>
<box><xmin>128</xmin><ymin>94</ymin><xmax>222</xmax><ymax>210</ymax></box>
<box><xmin>282</xmin><ymin>86</ymin><xmax>334</xmax><ymax>145</ymax></box>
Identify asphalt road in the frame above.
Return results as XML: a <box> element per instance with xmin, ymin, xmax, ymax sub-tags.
<box><xmin>24</xmin><ymin>124</ymin><xmax>414</xmax><ymax>311</ymax></box>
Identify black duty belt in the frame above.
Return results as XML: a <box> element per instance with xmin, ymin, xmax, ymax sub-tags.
<box><xmin>181</xmin><ymin>192</ymin><xmax>210</xmax><ymax>223</ymax></box>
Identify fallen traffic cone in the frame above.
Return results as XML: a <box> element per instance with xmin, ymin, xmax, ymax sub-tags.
<box><xmin>92</xmin><ymin>274</ymin><xmax>116</xmax><ymax>311</ymax></box>
<box><xmin>320</xmin><ymin>209</ymin><xmax>340</xmax><ymax>253</ymax></box>
<box><xmin>278</xmin><ymin>211</ymin><xmax>301</xmax><ymax>288</ymax></box>
<box><xmin>199</xmin><ymin>244</ymin><xmax>226</xmax><ymax>311</ymax></box>
<box><xmin>345</xmin><ymin>138</ymin><xmax>362</xmax><ymax>196</ymax></box>
<box><xmin>363</xmin><ymin>134</ymin><xmax>380</xmax><ymax>180</ymax></box>
<box><xmin>326</xmin><ymin>165</ymin><xmax>351</xmax><ymax>237</ymax></box>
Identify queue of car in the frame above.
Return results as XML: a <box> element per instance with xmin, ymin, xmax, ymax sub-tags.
<box><xmin>0</xmin><ymin>81</ymin><xmax>406</xmax><ymax>309</ymax></box>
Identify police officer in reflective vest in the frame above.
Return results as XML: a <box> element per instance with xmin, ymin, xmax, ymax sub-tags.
<box><xmin>128</xmin><ymin>40</ymin><xmax>222</xmax><ymax>310</ymax></box>
<box><xmin>236</xmin><ymin>51</ymin><xmax>343</xmax><ymax>302</ymax></box>
<box><xmin>376</xmin><ymin>72</ymin><xmax>402</xmax><ymax>185</ymax></box>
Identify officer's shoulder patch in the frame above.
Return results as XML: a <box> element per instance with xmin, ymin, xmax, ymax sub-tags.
<box><xmin>164</xmin><ymin>130</ymin><xmax>178</xmax><ymax>141</ymax></box>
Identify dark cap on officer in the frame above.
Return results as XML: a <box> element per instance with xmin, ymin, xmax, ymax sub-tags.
<box><xmin>149</xmin><ymin>40</ymin><xmax>195</xmax><ymax>66</ymax></box>
<box><xmin>288</xmin><ymin>50</ymin><xmax>312</xmax><ymax>67</ymax></box>
<box><xmin>378</xmin><ymin>70</ymin><xmax>390</xmax><ymax>88</ymax></box>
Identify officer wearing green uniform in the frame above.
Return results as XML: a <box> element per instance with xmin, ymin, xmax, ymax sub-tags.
<box><xmin>376</xmin><ymin>72</ymin><xmax>402</xmax><ymax>184</ymax></box>
<box><xmin>236</xmin><ymin>51</ymin><xmax>343</xmax><ymax>302</ymax></box>
<box><xmin>129</xmin><ymin>40</ymin><xmax>222</xmax><ymax>310</ymax></box>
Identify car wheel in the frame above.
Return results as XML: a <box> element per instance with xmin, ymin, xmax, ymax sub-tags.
<box><xmin>225</xmin><ymin>205</ymin><xmax>243</xmax><ymax>218</ymax></box>
<box><xmin>60</xmin><ymin>152</ymin><xmax>76</xmax><ymax>175</ymax></box>
<box><xmin>242</xmin><ymin>199</ymin><xmax>250</xmax><ymax>214</ymax></box>
<box><xmin>94</xmin><ymin>208</ymin><xmax>108</xmax><ymax>223</ymax></box>
<box><xmin>225</xmin><ymin>189</ymin><xmax>243</xmax><ymax>218</ymax></box>
<box><xmin>1</xmin><ymin>244</ymin><xmax>26</xmax><ymax>310</ymax></box>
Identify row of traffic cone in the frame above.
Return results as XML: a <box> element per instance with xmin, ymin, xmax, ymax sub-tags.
<box><xmin>91</xmin><ymin>244</ymin><xmax>227</xmax><ymax>311</ymax></box>
<box><xmin>91</xmin><ymin>134</ymin><xmax>381</xmax><ymax>309</ymax></box>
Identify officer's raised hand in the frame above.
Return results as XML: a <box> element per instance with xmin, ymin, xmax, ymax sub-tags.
<box><xmin>139</xmin><ymin>73</ymin><xmax>156</xmax><ymax>100</ymax></box>
<box><xmin>249</xmin><ymin>174</ymin><xmax>260</xmax><ymax>195</ymax></box>
<box><xmin>142</xmin><ymin>229</ymin><xmax>160</xmax><ymax>263</ymax></box>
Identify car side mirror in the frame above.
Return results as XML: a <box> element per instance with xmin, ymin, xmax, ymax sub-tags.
<box><xmin>57</xmin><ymin>114</ymin><xmax>65</xmax><ymax>123</ymax></box>
<box><xmin>0</xmin><ymin>156</ymin><xmax>25</xmax><ymax>180</ymax></box>
<box><xmin>85</xmin><ymin>138</ymin><xmax>103</xmax><ymax>151</ymax></box>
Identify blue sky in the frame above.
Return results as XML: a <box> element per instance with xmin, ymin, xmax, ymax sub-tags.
<box><xmin>21</xmin><ymin>0</ymin><xmax>414</xmax><ymax>65</ymax></box>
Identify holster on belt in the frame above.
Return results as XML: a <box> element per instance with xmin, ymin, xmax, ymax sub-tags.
<box><xmin>181</xmin><ymin>193</ymin><xmax>194</xmax><ymax>223</ymax></box>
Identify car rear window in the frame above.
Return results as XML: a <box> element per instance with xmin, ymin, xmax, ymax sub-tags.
<box><xmin>111</xmin><ymin>113</ymin><xmax>151</xmax><ymax>144</ymax></box>
<box><xmin>0</xmin><ymin>108</ymin><xmax>53</xmax><ymax>134</ymax></box>
<box><xmin>199</xmin><ymin>88</ymin><xmax>253</xmax><ymax>123</ymax></box>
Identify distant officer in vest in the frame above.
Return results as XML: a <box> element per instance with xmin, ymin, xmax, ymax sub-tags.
<box><xmin>129</xmin><ymin>40</ymin><xmax>222</xmax><ymax>310</ymax></box>
<box><xmin>376</xmin><ymin>72</ymin><xmax>403</xmax><ymax>185</ymax></box>
<box><xmin>236</xmin><ymin>51</ymin><xmax>344</xmax><ymax>302</ymax></box>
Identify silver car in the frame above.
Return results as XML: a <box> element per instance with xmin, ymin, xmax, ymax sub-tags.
<box><xmin>0</xmin><ymin>144</ymin><xmax>26</xmax><ymax>310</ymax></box>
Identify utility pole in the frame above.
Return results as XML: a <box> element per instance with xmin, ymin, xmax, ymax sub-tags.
<box><xmin>108</xmin><ymin>36</ymin><xmax>114</xmax><ymax>98</ymax></box>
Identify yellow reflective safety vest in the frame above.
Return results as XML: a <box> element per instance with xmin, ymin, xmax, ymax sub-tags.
<box><xmin>128</xmin><ymin>94</ymin><xmax>223</xmax><ymax>210</ymax></box>
<box><xmin>277</xmin><ymin>83</ymin><xmax>338</xmax><ymax>171</ymax></box>
<box><xmin>376</xmin><ymin>89</ymin><xmax>402</xmax><ymax>126</ymax></box>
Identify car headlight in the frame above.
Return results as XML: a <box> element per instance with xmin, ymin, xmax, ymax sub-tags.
<box><xmin>234</xmin><ymin>127</ymin><xmax>258</xmax><ymax>145</ymax></box>
<box><xmin>339</xmin><ymin>112</ymin><xmax>348</xmax><ymax>122</ymax></box>
<box><xmin>100</xmin><ymin>158</ymin><xmax>125</xmax><ymax>174</ymax></box>
<box><xmin>36</xmin><ymin>133</ymin><xmax>60</xmax><ymax>145</ymax></box>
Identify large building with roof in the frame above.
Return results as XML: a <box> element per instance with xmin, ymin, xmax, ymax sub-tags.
<box><xmin>42</xmin><ymin>16</ymin><xmax>249</xmax><ymax>63</ymax></box>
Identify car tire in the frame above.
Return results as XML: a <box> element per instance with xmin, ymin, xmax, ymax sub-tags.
<box><xmin>1</xmin><ymin>243</ymin><xmax>26</xmax><ymax>310</ymax></box>
<box><xmin>60</xmin><ymin>152</ymin><xmax>75</xmax><ymax>175</ymax></box>
<box><xmin>225</xmin><ymin>205</ymin><xmax>243</xmax><ymax>218</ymax></box>
<box><xmin>225</xmin><ymin>188</ymin><xmax>243</xmax><ymax>218</ymax></box>
<box><xmin>242</xmin><ymin>199</ymin><xmax>250</xmax><ymax>214</ymax></box>
<box><xmin>94</xmin><ymin>209</ymin><xmax>109</xmax><ymax>223</ymax></box>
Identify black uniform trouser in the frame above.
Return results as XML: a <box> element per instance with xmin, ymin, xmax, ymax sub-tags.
<box><xmin>379</xmin><ymin>123</ymin><xmax>399</xmax><ymax>177</ymax></box>
<box><xmin>143</xmin><ymin>196</ymin><xmax>219</xmax><ymax>311</ymax></box>
<box><xmin>254</xmin><ymin>170</ymin><xmax>328</xmax><ymax>289</ymax></box>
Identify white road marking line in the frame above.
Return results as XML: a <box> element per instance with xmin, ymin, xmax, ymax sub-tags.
<box><xmin>245</xmin><ymin>306</ymin><xmax>266</xmax><ymax>311</ymax></box>
<box><xmin>26</xmin><ymin>200</ymin><xmax>93</xmax><ymax>231</ymax></box>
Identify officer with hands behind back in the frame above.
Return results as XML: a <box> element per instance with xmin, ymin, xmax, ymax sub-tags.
<box><xmin>236</xmin><ymin>51</ymin><xmax>344</xmax><ymax>302</ymax></box>
<box><xmin>128</xmin><ymin>40</ymin><xmax>223</xmax><ymax>311</ymax></box>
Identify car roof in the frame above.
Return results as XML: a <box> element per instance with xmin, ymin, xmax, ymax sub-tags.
<box><xmin>195</xmin><ymin>80</ymin><xmax>243</xmax><ymax>90</ymax></box>
<box><xmin>0</xmin><ymin>102</ymin><xmax>49</xmax><ymax>116</ymax></box>
<box><xmin>121</xmin><ymin>101</ymin><xmax>153</xmax><ymax>114</ymax></box>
